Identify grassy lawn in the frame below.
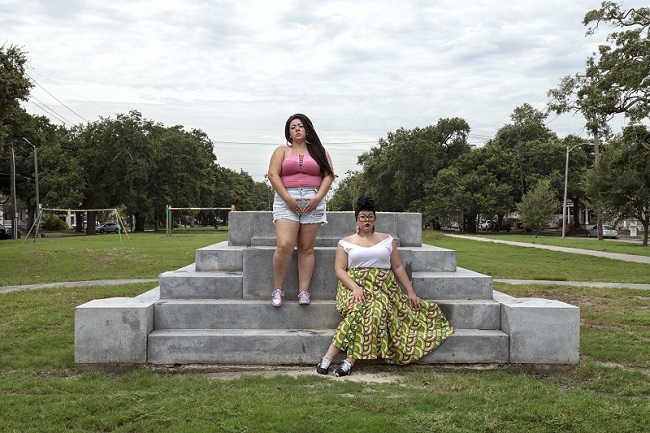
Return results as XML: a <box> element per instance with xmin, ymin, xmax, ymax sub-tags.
<box><xmin>424</xmin><ymin>231</ymin><xmax>650</xmax><ymax>284</ymax></box>
<box><xmin>0</xmin><ymin>231</ymin><xmax>228</xmax><ymax>286</ymax></box>
<box><xmin>1</xmin><ymin>232</ymin><xmax>649</xmax><ymax>432</ymax></box>
<box><xmin>464</xmin><ymin>231</ymin><xmax>650</xmax><ymax>256</ymax></box>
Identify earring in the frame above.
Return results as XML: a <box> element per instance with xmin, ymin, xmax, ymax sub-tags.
<box><xmin>356</xmin><ymin>225</ymin><xmax>360</xmax><ymax>234</ymax></box>
<box><xmin>286</xmin><ymin>139</ymin><xmax>292</xmax><ymax>147</ymax></box>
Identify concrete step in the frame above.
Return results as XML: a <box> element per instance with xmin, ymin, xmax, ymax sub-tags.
<box><xmin>147</xmin><ymin>328</ymin><xmax>509</xmax><ymax>365</ymax></box>
<box><xmin>228</xmin><ymin>211</ymin><xmax>423</xmax><ymax>247</ymax></box>
<box><xmin>159</xmin><ymin>265</ymin><xmax>243</xmax><ymax>299</ymax></box>
<box><xmin>412</xmin><ymin>268</ymin><xmax>493</xmax><ymax>300</ymax></box>
<box><xmin>195</xmin><ymin>243</ymin><xmax>457</xmax><ymax>274</ymax></box>
<box><xmin>153</xmin><ymin>299</ymin><xmax>500</xmax><ymax>330</ymax></box>
<box><xmin>158</xmin><ymin>264</ymin><xmax>491</xmax><ymax>301</ymax></box>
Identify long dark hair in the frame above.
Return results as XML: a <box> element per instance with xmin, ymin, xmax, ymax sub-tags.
<box><xmin>285</xmin><ymin>113</ymin><xmax>334</xmax><ymax>178</ymax></box>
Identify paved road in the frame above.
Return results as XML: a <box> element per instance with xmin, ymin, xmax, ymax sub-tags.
<box><xmin>3</xmin><ymin>236</ymin><xmax>649</xmax><ymax>294</ymax></box>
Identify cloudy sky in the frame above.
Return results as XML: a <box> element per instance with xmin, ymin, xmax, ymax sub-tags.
<box><xmin>2</xmin><ymin>0</ymin><xmax>642</xmax><ymax>182</ymax></box>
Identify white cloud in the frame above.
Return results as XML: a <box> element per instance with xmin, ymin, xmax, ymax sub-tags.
<box><xmin>2</xmin><ymin>0</ymin><xmax>643</xmax><ymax>181</ymax></box>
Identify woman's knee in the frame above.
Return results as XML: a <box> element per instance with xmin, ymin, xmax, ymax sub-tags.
<box><xmin>275</xmin><ymin>241</ymin><xmax>295</xmax><ymax>256</ymax></box>
<box><xmin>297</xmin><ymin>243</ymin><xmax>315</xmax><ymax>256</ymax></box>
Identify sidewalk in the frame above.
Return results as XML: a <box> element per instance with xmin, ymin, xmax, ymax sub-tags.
<box><xmin>0</xmin><ymin>279</ymin><xmax>158</xmax><ymax>295</ymax></box>
<box><xmin>444</xmin><ymin>233</ymin><xmax>650</xmax><ymax>264</ymax></box>
<box><xmin>3</xmin><ymin>233</ymin><xmax>648</xmax><ymax>294</ymax></box>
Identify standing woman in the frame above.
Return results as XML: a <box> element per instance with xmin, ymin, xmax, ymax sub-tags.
<box><xmin>316</xmin><ymin>196</ymin><xmax>454</xmax><ymax>376</ymax></box>
<box><xmin>267</xmin><ymin>114</ymin><xmax>335</xmax><ymax>307</ymax></box>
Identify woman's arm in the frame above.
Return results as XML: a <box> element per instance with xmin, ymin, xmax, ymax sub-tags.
<box><xmin>267</xmin><ymin>146</ymin><xmax>301</xmax><ymax>213</ymax></box>
<box><xmin>334</xmin><ymin>244</ymin><xmax>365</xmax><ymax>303</ymax></box>
<box><xmin>390</xmin><ymin>240</ymin><xmax>421</xmax><ymax>310</ymax></box>
<box><xmin>310</xmin><ymin>150</ymin><xmax>335</xmax><ymax>204</ymax></box>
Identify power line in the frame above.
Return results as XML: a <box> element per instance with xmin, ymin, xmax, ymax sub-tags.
<box><xmin>27</xmin><ymin>67</ymin><xmax>116</xmax><ymax>115</ymax></box>
<box><xmin>27</xmin><ymin>73</ymin><xmax>89</xmax><ymax>123</ymax></box>
<box><xmin>27</xmin><ymin>96</ymin><xmax>75</xmax><ymax>126</ymax></box>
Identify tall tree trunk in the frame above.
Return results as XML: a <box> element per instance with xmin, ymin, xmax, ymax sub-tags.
<box><xmin>134</xmin><ymin>214</ymin><xmax>146</xmax><ymax>232</ymax></box>
<box><xmin>572</xmin><ymin>198</ymin><xmax>583</xmax><ymax>230</ymax></box>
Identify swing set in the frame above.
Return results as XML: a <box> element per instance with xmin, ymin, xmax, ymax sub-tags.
<box><xmin>23</xmin><ymin>208</ymin><xmax>131</xmax><ymax>244</ymax></box>
<box><xmin>165</xmin><ymin>205</ymin><xmax>235</xmax><ymax>237</ymax></box>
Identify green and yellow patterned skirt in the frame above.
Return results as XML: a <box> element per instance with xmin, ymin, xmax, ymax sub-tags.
<box><xmin>332</xmin><ymin>267</ymin><xmax>454</xmax><ymax>365</ymax></box>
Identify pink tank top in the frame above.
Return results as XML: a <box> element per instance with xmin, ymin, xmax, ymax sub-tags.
<box><xmin>281</xmin><ymin>152</ymin><xmax>322</xmax><ymax>188</ymax></box>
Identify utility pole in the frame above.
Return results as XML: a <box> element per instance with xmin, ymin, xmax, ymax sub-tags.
<box><xmin>592</xmin><ymin>130</ymin><xmax>603</xmax><ymax>241</ymax></box>
<box><xmin>24</xmin><ymin>138</ymin><xmax>40</xmax><ymax>239</ymax></box>
<box><xmin>10</xmin><ymin>145</ymin><xmax>18</xmax><ymax>239</ymax></box>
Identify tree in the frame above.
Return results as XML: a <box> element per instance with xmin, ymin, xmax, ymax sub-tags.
<box><xmin>548</xmin><ymin>2</ymin><xmax>650</xmax><ymax>145</ymax></box>
<box><xmin>0</xmin><ymin>44</ymin><xmax>33</xmax><ymax>152</ymax></box>
<box><xmin>516</xmin><ymin>178</ymin><xmax>560</xmax><ymax>237</ymax></box>
<box><xmin>425</xmin><ymin>147</ymin><xmax>513</xmax><ymax>233</ymax></box>
<box><xmin>584</xmin><ymin>125</ymin><xmax>650</xmax><ymax>246</ymax></box>
<box><xmin>148</xmin><ymin>125</ymin><xmax>216</xmax><ymax>230</ymax></box>
<box><xmin>488</xmin><ymin>104</ymin><xmax>560</xmax><ymax>203</ymax></box>
<box><xmin>329</xmin><ymin>171</ymin><xmax>364</xmax><ymax>211</ymax></box>
<box><xmin>357</xmin><ymin>118</ymin><xmax>472</xmax><ymax>212</ymax></box>
<box><xmin>584</xmin><ymin>2</ymin><xmax>650</xmax><ymax>123</ymax></box>
<box><xmin>18</xmin><ymin>113</ymin><xmax>81</xmax><ymax>229</ymax></box>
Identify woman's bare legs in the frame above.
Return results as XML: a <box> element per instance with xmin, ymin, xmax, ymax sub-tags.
<box><xmin>317</xmin><ymin>344</ymin><xmax>355</xmax><ymax>375</ymax></box>
<box><xmin>296</xmin><ymin>223</ymin><xmax>322</xmax><ymax>293</ymax></box>
<box><xmin>273</xmin><ymin>219</ymin><xmax>300</xmax><ymax>290</ymax></box>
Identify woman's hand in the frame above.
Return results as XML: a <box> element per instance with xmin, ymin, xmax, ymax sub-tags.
<box><xmin>351</xmin><ymin>286</ymin><xmax>365</xmax><ymax>304</ymax></box>
<box><xmin>302</xmin><ymin>196</ymin><xmax>321</xmax><ymax>214</ymax></box>
<box><xmin>285</xmin><ymin>196</ymin><xmax>302</xmax><ymax>215</ymax></box>
<box><xmin>407</xmin><ymin>292</ymin><xmax>421</xmax><ymax>311</ymax></box>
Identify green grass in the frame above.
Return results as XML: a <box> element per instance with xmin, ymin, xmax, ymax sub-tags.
<box><xmin>423</xmin><ymin>231</ymin><xmax>650</xmax><ymax>284</ymax></box>
<box><xmin>470</xmin><ymin>232</ymin><xmax>650</xmax><ymax>256</ymax></box>
<box><xmin>1</xmin><ymin>232</ymin><xmax>650</xmax><ymax>432</ymax></box>
<box><xmin>1</xmin><ymin>283</ymin><xmax>648</xmax><ymax>432</ymax></box>
<box><xmin>0</xmin><ymin>232</ymin><xmax>228</xmax><ymax>286</ymax></box>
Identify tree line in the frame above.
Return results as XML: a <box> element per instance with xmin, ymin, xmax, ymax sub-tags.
<box><xmin>2</xmin><ymin>2</ymin><xmax>649</xmax><ymax>244</ymax></box>
<box><xmin>0</xmin><ymin>46</ymin><xmax>272</xmax><ymax>233</ymax></box>
<box><xmin>330</xmin><ymin>2</ymin><xmax>650</xmax><ymax>245</ymax></box>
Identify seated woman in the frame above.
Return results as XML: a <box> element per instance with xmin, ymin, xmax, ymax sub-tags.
<box><xmin>316</xmin><ymin>196</ymin><xmax>454</xmax><ymax>376</ymax></box>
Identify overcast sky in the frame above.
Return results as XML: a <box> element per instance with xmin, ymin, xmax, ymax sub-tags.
<box><xmin>2</xmin><ymin>0</ymin><xmax>643</xmax><ymax>183</ymax></box>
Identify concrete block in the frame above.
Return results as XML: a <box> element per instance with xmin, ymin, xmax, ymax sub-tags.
<box><xmin>154</xmin><ymin>300</ymin><xmax>341</xmax><ymax>330</ymax></box>
<box><xmin>227</xmin><ymin>211</ymin><xmax>422</xmax><ymax>247</ymax></box>
<box><xmin>417</xmin><ymin>329</ymin><xmax>509</xmax><ymax>364</ymax></box>
<box><xmin>412</xmin><ymin>268</ymin><xmax>493</xmax><ymax>300</ymax></box>
<box><xmin>135</xmin><ymin>287</ymin><xmax>160</xmax><ymax>302</ymax></box>
<box><xmin>238</xmin><ymin>245</ymin><xmax>461</xmax><ymax>300</ymax></box>
<box><xmin>148</xmin><ymin>329</ymin><xmax>334</xmax><ymax>364</ymax></box>
<box><xmin>397</xmin><ymin>212</ymin><xmax>422</xmax><ymax>247</ymax></box>
<box><xmin>500</xmin><ymin>298</ymin><xmax>580</xmax><ymax>364</ymax></box>
<box><xmin>242</xmin><ymin>247</ymin><xmax>339</xmax><ymax>300</ymax></box>
<box><xmin>75</xmin><ymin>297</ymin><xmax>155</xmax><ymax>364</ymax></box>
<box><xmin>493</xmin><ymin>290</ymin><xmax>516</xmax><ymax>303</ymax></box>
<box><xmin>153</xmin><ymin>299</ymin><xmax>499</xmax><ymax>331</ymax></box>
<box><xmin>159</xmin><ymin>266</ymin><xmax>243</xmax><ymax>300</ymax></box>
<box><xmin>195</xmin><ymin>242</ymin><xmax>246</xmax><ymax>271</ymax></box>
<box><xmin>437</xmin><ymin>299</ymin><xmax>500</xmax><ymax>330</ymax></box>
<box><xmin>227</xmin><ymin>212</ymin><xmax>255</xmax><ymax>246</ymax></box>
<box><xmin>408</xmin><ymin>244</ymin><xmax>456</xmax><ymax>272</ymax></box>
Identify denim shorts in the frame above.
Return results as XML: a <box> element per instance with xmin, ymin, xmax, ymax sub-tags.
<box><xmin>273</xmin><ymin>187</ymin><xmax>327</xmax><ymax>224</ymax></box>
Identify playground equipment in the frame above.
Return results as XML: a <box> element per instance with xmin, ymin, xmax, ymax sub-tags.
<box><xmin>165</xmin><ymin>205</ymin><xmax>235</xmax><ymax>237</ymax></box>
<box><xmin>23</xmin><ymin>208</ymin><xmax>130</xmax><ymax>244</ymax></box>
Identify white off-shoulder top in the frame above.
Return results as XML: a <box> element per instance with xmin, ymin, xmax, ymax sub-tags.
<box><xmin>338</xmin><ymin>235</ymin><xmax>393</xmax><ymax>269</ymax></box>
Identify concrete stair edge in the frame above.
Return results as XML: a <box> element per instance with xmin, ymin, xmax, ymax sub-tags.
<box><xmin>152</xmin><ymin>298</ymin><xmax>501</xmax><ymax>330</ymax></box>
<box><xmin>147</xmin><ymin>328</ymin><xmax>508</xmax><ymax>365</ymax></box>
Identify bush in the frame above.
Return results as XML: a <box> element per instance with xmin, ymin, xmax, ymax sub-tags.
<box><xmin>43</xmin><ymin>215</ymin><xmax>68</xmax><ymax>231</ymax></box>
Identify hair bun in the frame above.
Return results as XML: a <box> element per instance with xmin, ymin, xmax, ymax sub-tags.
<box><xmin>354</xmin><ymin>196</ymin><xmax>376</xmax><ymax>217</ymax></box>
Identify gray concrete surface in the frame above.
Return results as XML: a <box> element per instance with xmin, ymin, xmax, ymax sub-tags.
<box><xmin>444</xmin><ymin>233</ymin><xmax>650</xmax><ymax>264</ymax></box>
